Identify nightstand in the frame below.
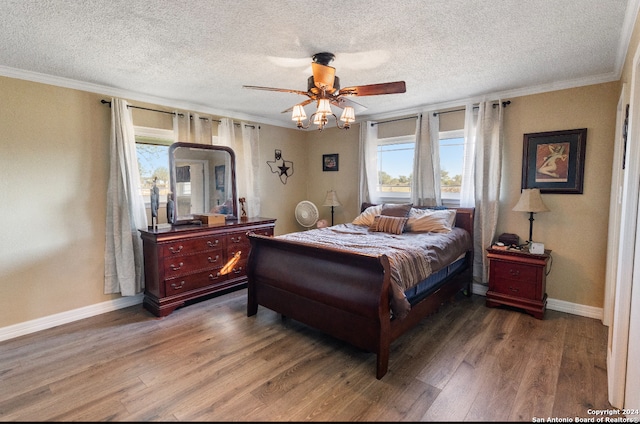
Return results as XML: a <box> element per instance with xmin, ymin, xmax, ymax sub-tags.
<box><xmin>485</xmin><ymin>247</ymin><xmax>551</xmax><ymax>319</ymax></box>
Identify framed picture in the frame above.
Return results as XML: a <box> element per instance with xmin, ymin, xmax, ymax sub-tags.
<box><xmin>215</xmin><ymin>165</ymin><xmax>225</xmax><ymax>190</ymax></box>
<box><xmin>323</xmin><ymin>153</ymin><xmax>339</xmax><ymax>172</ymax></box>
<box><xmin>521</xmin><ymin>128</ymin><xmax>587</xmax><ymax>194</ymax></box>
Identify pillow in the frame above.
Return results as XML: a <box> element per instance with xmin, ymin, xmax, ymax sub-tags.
<box><xmin>406</xmin><ymin>208</ymin><xmax>457</xmax><ymax>233</ymax></box>
<box><xmin>352</xmin><ymin>204</ymin><xmax>383</xmax><ymax>226</ymax></box>
<box><xmin>369</xmin><ymin>215</ymin><xmax>409</xmax><ymax>235</ymax></box>
<box><xmin>360</xmin><ymin>202</ymin><xmax>378</xmax><ymax>212</ymax></box>
<box><xmin>381</xmin><ymin>203</ymin><xmax>413</xmax><ymax>218</ymax></box>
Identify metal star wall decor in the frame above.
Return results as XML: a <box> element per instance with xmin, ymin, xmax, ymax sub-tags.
<box><xmin>267</xmin><ymin>149</ymin><xmax>294</xmax><ymax>184</ymax></box>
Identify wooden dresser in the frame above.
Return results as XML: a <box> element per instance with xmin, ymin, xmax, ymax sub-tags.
<box><xmin>139</xmin><ymin>217</ymin><xmax>276</xmax><ymax>317</ymax></box>
<box><xmin>485</xmin><ymin>247</ymin><xmax>551</xmax><ymax>319</ymax></box>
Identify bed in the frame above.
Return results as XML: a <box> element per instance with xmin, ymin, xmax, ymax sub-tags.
<box><xmin>246</xmin><ymin>203</ymin><xmax>474</xmax><ymax>379</ymax></box>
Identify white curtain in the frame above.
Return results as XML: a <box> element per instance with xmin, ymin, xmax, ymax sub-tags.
<box><xmin>411</xmin><ymin>112</ymin><xmax>441</xmax><ymax>206</ymax></box>
<box><xmin>104</xmin><ymin>98</ymin><xmax>147</xmax><ymax>296</ymax></box>
<box><xmin>240</xmin><ymin>123</ymin><xmax>261</xmax><ymax>217</ymax></box>
<box><xmin>217</xmin><ymin>117</ymin><xmax>235</xmax><ymax>148</ymax></box>
<box><xmin>359</xmin><ymin>120</ymin><xmax>379</xmax><ymax>204</ymax></box>
<box><xmin>463</xmin><ymin>101</ymin><xmax>505</xmax><ymax>283</ymax></box>
<box><xmin>460</xmin><ymin>103</ymin><xmax>478</xmax><ymax>207</ymax></box>
<box><xmin>173</xmin><ymin>111</ymin><xmax>212</xmax><ymax>144</ymax></box>
<box><xmin>173</xmin><ymin>111</ymin><xmax>191</xmax><ymax>142</ymax></box>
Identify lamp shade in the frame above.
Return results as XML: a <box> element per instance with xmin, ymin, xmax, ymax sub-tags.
<box><xmin>291</xmin><ymin>104</ymin><xmax>307</xmax><ymax>121</ymax></box>
<box><xmin>316</xmin><ymin>99</ymin><xmax>332</xmax><ymax>115</ymax></box>
<box><xmin>322</xmin><ymin>190</ymin><xmax>341</xmax><ymax>207</ymax></box>
<box><xmin>512</xmin><ymin>188</ymin><xmax>549</xmax><ymax>213</ymax></box>
<box><xmin>340</xmin><ymin>106</ymin><xmax>355</xmax><ymax>123</ymax></box>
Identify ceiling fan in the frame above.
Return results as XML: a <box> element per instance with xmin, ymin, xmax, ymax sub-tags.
<box><xmin>243</xmin><ymin>52</ymin><xmax>406</xmax><ymax>130</ymax></box>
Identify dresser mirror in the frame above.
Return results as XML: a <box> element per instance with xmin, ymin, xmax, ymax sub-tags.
<box><xmin>169</xmin><ymin>142</ymin><xmax>237</xmax><ymax>224</ymax></box>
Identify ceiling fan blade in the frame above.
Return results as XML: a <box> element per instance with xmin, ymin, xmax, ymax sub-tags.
<box><xmin>330</xmin><ymin>97</ymin><xmax>368</xmax><ymax>113</ymax></box>
<box><xmin>338</xmin><ymin>81</ymin><xmax>406</xmax><ymax>97</ymax></box>
<box><xmin>311</xmin><ymin>62</ymin><xmax>336</xmax><ymax>90</ymax></box>
<box><xmin>281</xmin><ymin>98</ymin><xmax>314</xmax><ymax>114</ymax></box>
<box><xmin>243</xmin><ymin>85</ymin><xmax>310</xmax><ymax>97</ymax></box>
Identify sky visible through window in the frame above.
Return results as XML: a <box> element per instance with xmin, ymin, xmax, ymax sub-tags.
<box><xmin>381</xmin><ymin>137</ymin><xmax>464</xmax><ymax>179</ymax></box>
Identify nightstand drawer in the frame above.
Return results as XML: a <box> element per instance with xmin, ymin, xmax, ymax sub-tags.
<box><xmin>492</xmin><ymin>261</ymin><xmax>538</xmax><ymax>282</ymax></box>
<box><xmin>491</xmin><ymin>277</ymin><xmax>537</xmax><ymax>300</ymax></box>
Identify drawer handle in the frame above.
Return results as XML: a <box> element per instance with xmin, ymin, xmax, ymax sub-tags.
<box><xmin>231</xmin><ymin>236</ymin><xmax>242</xmax><ymax>243</ymax></box>
<box><xmin>207</xmin><ymin>240</ymin><xmax>220</xmax><ymax>247</ymax></box>
<box><xmin>208</xmin><ymin>255</ymin><xmax>220</xmax><ymax>263</ymax></box>
<box><xmin>168</xmin><ymin>245</ymin><xmax>183</xmax><ymax>254</ymax></box>
<box><xmin>509</xmin><ymin>286</ymin><xmax>519</xmax><ymax>293</ymax></box>
<box><xmin>169</xmin><ymin>262</ymin><xmax>184</xmax><ymax>271</ymax></box>
<box><xmin>508</xmin><ymin>269</ymin><xmax>520</xmax><ymax>276</ymax></box>
<box><xmin>170</xmin><ymin>281</ymin><xmax>185</xmax><ymax>290</ymax></box>
<box><xmin>209</xmin><ymin>272</ymin><xmax>222</xmax><ymax>280</ymax></box>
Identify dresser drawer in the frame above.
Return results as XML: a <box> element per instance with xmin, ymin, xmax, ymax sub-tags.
<box><xmin>162</xmin><ymin>249</ymin><xmax>225</xmax><ymax>278</ymax></box>
<box><xmin>164</xmin><ymin>269</ymin><xmax>228</xmax><ymax>295</ymax></box>
<box><xmin>227</xmin><ymin>231</ymin><xmax>250</xmax><ymax>248</ymax></box>
<box><xmin>252</xmin><ymin>227</ymin><xmax>274</xmax><ymax>237</ymax></box>
<box><xmin>491</xmin><ymin>277</ymin><xmax>537</xmax><ymax>300</ymax></box>
<box><xmin>228</xmin><ymin>258</ymin><xmax>247</xmax><ymax>278</ymax></box>
<box><xmin>492</xmin><ymin>261</ymin><xmax>538</xmax><ymax>283</ymax></box>
<box><xmin>160</xmin><ymin>235</ymin><xmax>225</xmax><ymax>257</ymax></box>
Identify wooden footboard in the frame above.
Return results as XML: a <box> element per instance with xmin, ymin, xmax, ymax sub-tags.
<box><xmin>246</xmin><ymin>234</ymin><xmax>393</xmax><ymax>377</ymax></box>
<box><xmin>246</xmin><ymin>207</ymin><xmax>474</xmax><ymax>379</ymax></box>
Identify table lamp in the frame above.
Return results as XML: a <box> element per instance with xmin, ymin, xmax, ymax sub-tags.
<box><xmin>322</xmin><ymin>190</ymin><xmax>342</xmax><ymax>226</ymax></box>
<box><xmin>512</xmin><ymin>188</ymin><xmax>550</xmax><ymax>244</ymax></box>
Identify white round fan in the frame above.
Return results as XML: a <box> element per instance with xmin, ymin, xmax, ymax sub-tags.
<box><xmin>295</xmin><ymin>200</ymin><xmax>319</xmax><ymax>228</ymax></box>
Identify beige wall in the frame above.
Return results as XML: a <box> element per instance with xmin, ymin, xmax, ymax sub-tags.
<box><xmin>0</xmin><ymin>71</ymin><xmax>622</xmax><ymax>330</ymax></box>
<box><xmin>0</xmin><ymin>77</ymin><xmax>120</xmax><ymax>327</ymax></box>
<box><xmin>0</xmin><ymin>76</ymin><xmax>306</xmax><ymax>328</ymax></box>
<box><xmin>498</xmin><ymin>82</ymin><xmax>619</xmax><ymax>307</ymax></box>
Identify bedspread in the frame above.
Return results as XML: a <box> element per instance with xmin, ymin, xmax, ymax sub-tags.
<box><xmin>277</xmin><ymin>224</ymin><xmax>472</xmax><ymax>318</ymax></box>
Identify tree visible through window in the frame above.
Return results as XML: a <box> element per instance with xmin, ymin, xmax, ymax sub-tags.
<box><xmin>439</xmin><ymin>131</ymin><xmax>464</xmax><ymax>203</ymax></box>
<box><xmin>375</xmin><ymin>130</ymin><xmax>465</xmax><ymax>204</ymax></box>
<box><xmin>134</xmin><ymin>126</ymin><xmax>173</xmax><ymax>205</ymax></box>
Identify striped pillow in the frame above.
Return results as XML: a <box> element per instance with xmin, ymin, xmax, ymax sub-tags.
<box><xmin>369</xmin><ymin>215</ymin><xmax>408</xmax><ymax>234</ymax></box>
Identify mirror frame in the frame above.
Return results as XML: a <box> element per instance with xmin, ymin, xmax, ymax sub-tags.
<box><xmin>168</xmin><ymin>142</ymin><xmax>238</xmax><ymax>224</ymax></box>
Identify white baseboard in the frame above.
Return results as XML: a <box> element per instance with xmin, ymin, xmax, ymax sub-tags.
<box><xmin>471</xmin><ymin>283</ymin><xmax>603</xmax><ymax>320</ymax></box>
<box><xmin>0</xmin><ymin>294</ymin><xmax>144</xmax><ymax>343</ymax></box>
<box><xmin>0</xmin><ymin>286</ymin><xmax>604</xmax><ymax>343</ymax></box>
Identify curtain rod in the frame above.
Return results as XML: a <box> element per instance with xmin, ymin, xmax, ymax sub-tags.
<box><xmin>100</xmin><ymin>99</ymin><xmax>223</xmax><ymax>123</ymax></box>
<box><xmin>370</xmin><ymin>115</ymin><xmax>418</xmax><ymax>127</ymax></box>
<box><xmin>433</xmin><ymin>100</ymin><xmax>511</xmax><ymax>117</ymax></box>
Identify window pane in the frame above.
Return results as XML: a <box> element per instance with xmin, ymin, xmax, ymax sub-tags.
<box><xmin>136</xmin><ymin>143</ymin><xmax>170</xmax><ymax>203</ymax></box>
<box><xmin>439</xmin><ymin>137</ymin><xmax>464</xmax><ymax>200</ymax></box>
<box><xmin>377</xmin><ymin>142</ymin><xmax>414</xmax><ymax>194</ymax></box>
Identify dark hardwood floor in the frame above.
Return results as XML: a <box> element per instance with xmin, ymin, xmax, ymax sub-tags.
<box><xmin>0</xmin><ymin>289</ymin><xmax>617</xmax><ymax>421</ymax></box>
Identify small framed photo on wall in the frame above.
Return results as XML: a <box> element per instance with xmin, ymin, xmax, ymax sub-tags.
<box><xmin>323</xmin><ymin>153</ymin><xmax>339</xmax><ymax>171</ymax></box>
<box><xmin>521</xmin><ymin>128</ymin><xmax>587</xmax><ymax>194</ymax></box>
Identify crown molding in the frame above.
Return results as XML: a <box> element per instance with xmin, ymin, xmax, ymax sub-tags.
<box><xmin>0</xmin><ymin>65</ymin><xmax>285</xmax><ymax>128</ymax></box>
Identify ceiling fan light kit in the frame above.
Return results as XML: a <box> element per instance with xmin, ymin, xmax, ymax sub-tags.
<box><xmin>245</xmin><ymin>52</ymin><xmax>406</xmax><ymax>131</ymax></box>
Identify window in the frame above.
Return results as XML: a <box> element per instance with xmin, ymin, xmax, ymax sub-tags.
<box><xmin>438</xmin><ymin>129</ymin><xmax>464</xmax><ymax>205</ymax></box>
<box><xmin>134</xmin><ymin>126</ymin><xmax>173</xmax><ymax>205</ymax></box>
<box><xmin>376</xmin><ymin>135</ymin><xmax>415</xmax><ymax>199</ymax></box>
<box><xmin>373</xmin><ymin>129</ymin><xmax>465</xmax><ymax>205</ymax></box>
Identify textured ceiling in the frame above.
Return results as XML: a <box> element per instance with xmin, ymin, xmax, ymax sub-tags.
<box><xmin>0</xmin><ymin>0</ymin><xmax>636</xmax><ymax>128</ymax></box>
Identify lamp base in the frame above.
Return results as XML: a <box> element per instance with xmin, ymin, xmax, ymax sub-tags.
<box><xmin>527</xmin><ymin>212</ymin><xmax>535</xmax><ymax>244</ymax></box>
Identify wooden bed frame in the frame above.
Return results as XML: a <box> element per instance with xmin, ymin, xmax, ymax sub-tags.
<box><xmin>246</xmin><ymin>206</ymin><xmax>474</xmax><ymax>379</ymax></box>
